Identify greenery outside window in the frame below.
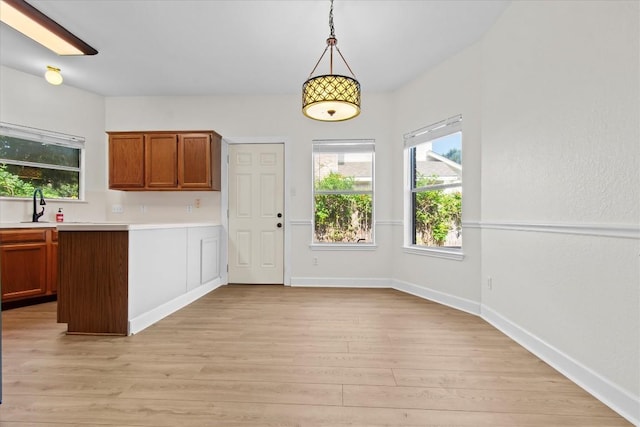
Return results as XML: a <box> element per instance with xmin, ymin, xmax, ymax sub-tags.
<box><xmin>313</xmin><ymin>140</ymin><xmax>374</xmax><ymax>244</ymax></box>
<box><xmin>0</xmin><ymin>122</ymin><xmax>84</xmax><ymax>199</ymax></box>
<box><xmin>404</xmin><ymin>115</ymin><xmax>462</xmax><ymax>251</ymax></box>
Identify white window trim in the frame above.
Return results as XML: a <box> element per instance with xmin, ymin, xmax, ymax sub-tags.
<box><xmin>403</xmin><ymin>115</ymin><xmax>463</xmax><ymax>259</ymax></box>
<box><xmin>312</xmin><ymin>139</ymin><xmax>376</xmax><ymax>247</ymax></box>
<box><xmin>0</xmin><ymin>122</ymin><xmax>86</xmax><ymax>201</ymax></box>
<box><xmin>0</xmin><ymin>122</ymin><xmax>85</xmax><ymax>149</ymax></box>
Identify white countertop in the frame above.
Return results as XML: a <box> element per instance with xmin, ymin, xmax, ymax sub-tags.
<box><xmin>0</xmin><ymin>222</ymin><xmax>57</xmax><ymax>229</ymax></box>
<box><xmin>0</xmin><ymin>222</ymin><xmax>220</xmax><ymax>231</ymax></box>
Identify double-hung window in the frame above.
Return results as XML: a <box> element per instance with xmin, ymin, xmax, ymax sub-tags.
<box><xmin>312</xmin><ymin>140</ymin><xmax>375</xmax><ymax>244</ymax></box>
<box><xmin>404</xmin><ymin>115</ymin><xmax>462</xmax><ymax>253</ymax></box>
<box><xmin>0</xmin><ymin>122</ymin><xmax>84</xmax><ymax>199</ymax></box>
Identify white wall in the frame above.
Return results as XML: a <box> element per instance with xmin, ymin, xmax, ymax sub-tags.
<box><xmin>0</xmin><ymin>66</ymin><xmax>107</xmax><ymax>223</ymax></box>
<box><xmin>479</xmin><ymin>0</ymin><xmax>639</xmax><ymax>421</ymax></box>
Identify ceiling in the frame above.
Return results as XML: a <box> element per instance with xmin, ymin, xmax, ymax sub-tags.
<box><xmin>0</xmin><ymin>0</ymin><xmax>510</xmax><ymax>97</ymax></box>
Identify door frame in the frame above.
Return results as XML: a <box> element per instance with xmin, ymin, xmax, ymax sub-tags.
<box><xmin>221</xmin><ymin>137</ymin><xmax>291</xmax><ymax>285</ymax></box>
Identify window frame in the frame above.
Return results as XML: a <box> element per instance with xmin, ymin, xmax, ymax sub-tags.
<box><xmin>0</xmin><ymin>122</ymin><xmax>86</xmax><ymax>201</ymax></box>
<box><xmin>403</xmin><ymin>115</ymin><xmax>463</xmax><ymax>260</ymax></box>
<box><xmin>311</xmin><ymin>139</ymin><xmax>376</xmax><ymax>247</ymax></box>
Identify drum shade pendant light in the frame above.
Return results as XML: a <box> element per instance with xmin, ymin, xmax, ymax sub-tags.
<box><xmin>302</xmin><ymin>0</ymin><xmax>360</xmax><ymax>122</ymax></box>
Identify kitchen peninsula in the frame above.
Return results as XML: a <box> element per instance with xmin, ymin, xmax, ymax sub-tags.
<box><xmin>57</xmin><ymin>222</ymin><xmax>222</xmax><ymax>335</ymax></box>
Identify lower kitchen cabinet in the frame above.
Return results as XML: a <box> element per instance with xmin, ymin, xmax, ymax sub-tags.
<box><xmin>0</xmin><ymin>228</ymin><xmax>57</xmax><ymax>305</ymax></box>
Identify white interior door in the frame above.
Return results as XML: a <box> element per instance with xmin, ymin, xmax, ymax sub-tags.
<box><xmin>228</xmin><ymin>144</ymin><xmax>284</xmax><ymax>284</ymax></box>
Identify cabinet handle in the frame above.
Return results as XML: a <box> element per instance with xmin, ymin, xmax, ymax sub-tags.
<box><xmin>277</xmin><ymin>223</ymin><xmax>282</xmax><ymax>228</ymax></box>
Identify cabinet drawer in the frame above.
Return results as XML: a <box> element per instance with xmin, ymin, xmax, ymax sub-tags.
<box><xmin>0</xmin><ymin>229</ymin><xmax>47</xmax><ymax>244</ymax></box>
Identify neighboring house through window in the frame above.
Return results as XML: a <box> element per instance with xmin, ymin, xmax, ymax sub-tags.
<box><xmin>312</xmin><ymin>139</ymin><xmax>375</xmax><ymax>244</ymax></box>
<box><xmin>404</xmin><ymin>115</ymin><xmax>462</xmax><ymax>255</ymax></box>
<box><xmin>0</xmin><ymin>122</ymin><xmax>84</xmax><ymax>199</ymax></box>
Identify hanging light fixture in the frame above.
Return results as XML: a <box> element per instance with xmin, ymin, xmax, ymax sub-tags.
<box><xmin>302</xmin><ymin>0</ymin><xmax>360</xmax><ymax>122</ymax></box>
<box><xmin>44</xmin><ymin>66</ymin><xmax>63</xmax><ymax>85</ymax></box>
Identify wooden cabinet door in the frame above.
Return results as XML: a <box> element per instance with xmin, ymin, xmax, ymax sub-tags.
<box><xmin>109</xmin><ymin>134</ymin><xmax>145</xmax><ymax>189</ymax></box>
<box><xmin>146</xmin><ymin>134</ymin><xmax>178</xmax><ymax>188</ymax></box>
<box><xmin>1</xmin><ymin>243</ymin><xmax>48</xmax><ymax>301</ymax></box>
<box><xmin>210</xmin><ymin>133</ymin><xmax>221</xmax><ymax>191</ymax></box>
<box><xmin>180</xmin><ymin>133</ymin><xmax>212</xmax><ymax>189</ymax></box>
<box><xmin>49</xmin><ymin>230</ymin><xmax>58</xmax><ymax>294</ymax></box>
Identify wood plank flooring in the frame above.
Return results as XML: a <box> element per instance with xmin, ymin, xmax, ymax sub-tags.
<box><xmin>0</xmin><ymin>285</ymin><xmax>632</xmax><ymax>426</ymax></box>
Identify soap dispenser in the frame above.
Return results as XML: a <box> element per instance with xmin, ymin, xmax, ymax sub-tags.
<box><xmin>56</xmin><ymin>208</ymin><xmax>64</xmax><ymax>223</ymax></box>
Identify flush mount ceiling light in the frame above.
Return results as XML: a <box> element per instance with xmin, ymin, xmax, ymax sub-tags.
<box><xmin>0</xmin><ymin>0</ymin><xmax>97</xmax><ymax>55</ymax></box>
<box><xmin>302</xmin><ymin>0</ymin><xmax>360</xmax><ymax>122</ymax></box>
<box><xmin>44</xmin><ymin>65</ymin><xmax>62</xmax><ymax>85</ymax></box>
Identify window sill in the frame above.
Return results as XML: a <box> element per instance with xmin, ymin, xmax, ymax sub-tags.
<box><xmin>0</xmin><ymin>197</ymin><xmax>87</xmax><ymax>203</ymax></box>
<box><xmin>310</xmin><ymin>243</ymin><xmax>377</xmax><ymax>251</ymax></box>
<box><xmin>402</xmin><ymin>246</ymin><xmax>464</xmax><ymax>261</ymax></box>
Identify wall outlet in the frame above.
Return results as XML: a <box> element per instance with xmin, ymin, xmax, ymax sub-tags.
<box><xmin>187</xmin><ymin>205</ymin><xmax>193</xmax><ymax>213</ymax></box>
<box><xmin>313</xmin><ymin>257</ymin><xmax>318</xmax><ymax>266</ymax></box>
<box><xmin>140</xmin><ymin>204</ymin><xmax>147</xmax><ymax>214</ymax></box>
<box><xmin>487</xmin><ymin>276</ymin><xmax>493</xmax><ymax>290</ymax></box>
<box><xmin>111</xmin><ymin>204</ymin><xmax>124</xmax><ymax>214</ymax></box>
<box><xmin>195</xmin><ymin>198</ymin><xmax>201</xmax><ymax>208</ymax></box>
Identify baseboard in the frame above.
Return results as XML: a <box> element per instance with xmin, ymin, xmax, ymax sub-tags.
<box><xmin>392</xmin><ymin>279</ymin><xmax>481</xmax><ymax>316</ymax></box>
<box><xmin>482</xmin><ymin>305</ymin><xmax>639</xmax><ymax>426</ymax></box>
<box><xmin>290</xmin><ymin>277</ymin><xmax>389</xmax><ymax>288</ymax></box>
<box><xmin>128</xmin><ymin>278</ymin><xmax>223</xmax><ymax>335</ymax></box>
<box><xmin>289</xmin><ymin>277</ymin><xmax>481</xmax><ymax>316</ymax></box>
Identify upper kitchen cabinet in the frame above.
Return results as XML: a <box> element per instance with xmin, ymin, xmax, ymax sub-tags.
<box><xmin>108</xmin><ymin>131</ymin><xmax>222</xmax><ymax>191</ymax></box>
<box><xmin>145</xmin><ymin>133</ymin><xmax>179</xmax><ymax>189</ymax></box>
<box><xmin>109</xmin><ymin>133</ymin><xmax>145</xmax><ymax>189</ymax></box>
<box><xmin>180</xmin><ymin>133</ymin><xmax>220</xmax><ymax>189</ymax></box>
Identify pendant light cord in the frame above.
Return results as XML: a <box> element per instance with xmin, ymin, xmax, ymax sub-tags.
<box><xmin>329</xmin><ymin>0</ymin><xmax>335</xmax><ymax>38</ymax></box>
<box><xmin>306</xmin><ymin>0</ymin><xmax>357</xmax><ymax>79</ymax></box>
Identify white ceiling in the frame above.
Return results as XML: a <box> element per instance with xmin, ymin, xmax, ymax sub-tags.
<box><xmin>0</xmin><ymin>0</ymin><xmax>509</xmax><ymax>97</ymax></box>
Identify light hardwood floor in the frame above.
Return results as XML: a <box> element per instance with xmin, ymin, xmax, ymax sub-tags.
<box><xmin>0</xmin><ymin>285</ymin><xmax>632</xmax><ymax>426</ymax></box>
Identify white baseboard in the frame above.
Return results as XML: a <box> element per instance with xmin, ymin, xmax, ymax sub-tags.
<box><xmin>481</xmin><ymin>305</ymin><xmax>639</xmax><ymax>426</ymax></box>
<box><xmin>290</xmin><ymin>277</ymin><xmax>389</xmax><ymax>288</ymax></box>
<box><xmin>392</xmin><ymin>279</ymin><xmax>481</xmax><ymax>316</ymax></box>
<box><xmin>128</xmin><ymin>278</ymin><xmax>223</xmax><ymax>335</ymax></box>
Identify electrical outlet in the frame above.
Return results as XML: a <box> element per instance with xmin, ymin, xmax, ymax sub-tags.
<box><xmin>111</xmin><ymin>205</ymin><xmax>124</xmax><ymax>214</ymax></box>
<box><xmin>313</xmin><ymin>257</ymin><xmax>318</xmax><ymax>266</ymax></box>
<box><xmin>487</xmin><ymin>276</ymin><xmax>493</xmax><ymax>290</ymax></box>
<box><xmin>187</xmin><ymin>205</ymin><xmax>193</xmax><ymax>213</ymax></box>
<box><xmin>140</xmin><ymin>205</ymin><xmax>147</xmax><ymax>214</ymax></box>
<box><xmin>195</xmin><ymin>198</ymin><xmax>201</xmax><ymax>208</ymax></box>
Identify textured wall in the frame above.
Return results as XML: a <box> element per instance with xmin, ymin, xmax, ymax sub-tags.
<box><xmin>481</xmin><ymin>0</ymin><xmax>639</xmax><ymax>403</ymax></box>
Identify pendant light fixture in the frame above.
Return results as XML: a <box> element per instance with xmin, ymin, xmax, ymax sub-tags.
<box><xmin>302</xmin><ymin>0</ymin><xmax>360</xmax><ymax>122</ymax></box>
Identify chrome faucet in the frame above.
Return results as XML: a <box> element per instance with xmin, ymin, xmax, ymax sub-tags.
<box><xmin>32</xmin><ymin>188</ymin><xmax>46</xmax><ymax>222</ymax></box>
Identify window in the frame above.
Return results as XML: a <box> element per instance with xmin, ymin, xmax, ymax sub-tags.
<box><xmin>0</xmin><ymin>122</ymin><xmax>84</xmax><ymax>199</ymax></box>
<box><xmin>313</xmin><ymin>140</ymin><xmax>374</xmax><ymax>244</ymax></box>
<box><xmin>404</xmin><ymin>115</ymin><xmax>462</xmax><ymax>251</ymax></box>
